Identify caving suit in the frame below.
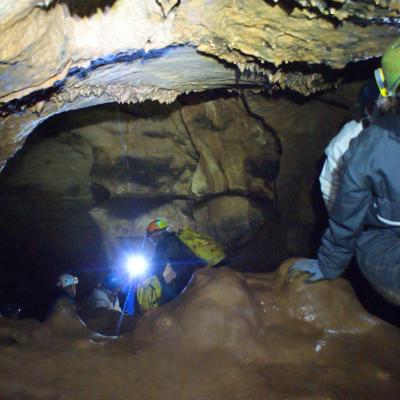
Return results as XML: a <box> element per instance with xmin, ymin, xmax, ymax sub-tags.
<box><xmin>318</xmin><ymin>115</ymin><xmax>400</xmax><ymax>305</ymax></box>
<box><xmin>151</xmin><ymin>232</ymin><xmax>208</xmax><ymax>304</ymax></box>
<box><xmin>319</xmin><ymin>120</ymin><xmax>364</xmax><ymax>213</ymax></box>
<box><xmin>137</xmin><ymin>230</ymin><xmax>225</xmax><ymax>311</ymax></box>
<box><xmin>87</xmin><ymin>287</ymin><xmax>122</xmax><ymax>312</ymax></box>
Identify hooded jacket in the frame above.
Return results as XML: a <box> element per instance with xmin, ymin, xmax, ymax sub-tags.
<box><xmin>318</xmin><ymin>115</ymin><xmax>400</xmax><ymax>278</ymax></box>
<box><xmin>319</xmin><ymin>120</ymin><xmax>364</xmax><ymax>213</ymax></box>
<box><xmin>87</xmin><ymin>286</ymin><xmax>122</xmax><ymax>312</ymax></box>
<box><xmin>151</xmin><ymin>231</ymin><xmax>207</xmax><ymax>297</ymax></box>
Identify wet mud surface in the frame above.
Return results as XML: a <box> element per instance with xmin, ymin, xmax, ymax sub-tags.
<box><xmin>0</xmin><ymin>260</ymin><xmax>399</xmax><ymax>399</ymax></box>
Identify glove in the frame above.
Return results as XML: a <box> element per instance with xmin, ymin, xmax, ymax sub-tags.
<box><xmin>289</xmin><ymin>258</ymin><xmax>324</xmax><ymax>284</ymax></box>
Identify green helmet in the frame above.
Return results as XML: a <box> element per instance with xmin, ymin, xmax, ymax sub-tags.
<box><xmin>375</xmin><ymin>38</ymin><xmax>400</xmax><ymax>97</ymax></box>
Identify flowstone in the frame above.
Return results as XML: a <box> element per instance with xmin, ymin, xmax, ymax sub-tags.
<box><xmin>0</xmin><ymin>259</ymin><xmax>399</xmax><ymax>399</ymax></box>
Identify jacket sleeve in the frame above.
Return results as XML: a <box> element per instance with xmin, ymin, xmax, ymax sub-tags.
<box><xmin>319</xmin><ymin>121</ymin><xmax>364</xmax><ymax>213</ymax></box>
<box><xmin>150</xmin><ymin>245</ymin><xmax>169</xmax><ymax>278</ymax></box>
<box><xmin>318</xmin><ymin>129</ymin><xmax>374</xmax><ymax>279</ymax></box>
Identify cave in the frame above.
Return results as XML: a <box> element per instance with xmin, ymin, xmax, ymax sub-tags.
<box><xmin>0</xmin><ymin>1</ymin><xmax>399</xmax><ymax>399</ymax></box>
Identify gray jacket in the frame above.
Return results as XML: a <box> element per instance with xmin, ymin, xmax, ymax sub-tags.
<box><xmin>318</xmin><ymin>116</ymin><xmax>400</xmax><ymax>278</ymax></box>
<box><xmin>87</xmin><ymin>287</ymin><xmax>122</xmax><ymax>312</ymax></box>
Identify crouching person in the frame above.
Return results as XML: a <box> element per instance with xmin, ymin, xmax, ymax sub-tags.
<box><xmin>87</xmin><ymin>272</ymin><xmax>123</xmax><ymax>312</ymax></box>
<box><xmin>290</xmin><ymin>38</ymin><xmax>400</xmax><ymax>306</ymax></box>
<box><xmin>137</xmin><ymin>218</ymin><xmax>226</xmax><ymax>312</ymax></box>
<box><xmin>55</xmin><ymin>273</ymin><xmax>79</xmax><ymax>304</ymax></box>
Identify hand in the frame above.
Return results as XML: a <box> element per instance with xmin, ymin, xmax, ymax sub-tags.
<box><xmin>289</xmin><ymin>258</ymin><xmax>324</xmax><ymax>283</ymax></box>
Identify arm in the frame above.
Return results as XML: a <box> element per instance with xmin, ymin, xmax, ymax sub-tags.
<box><xmin>318</xmin><ymin>130</ymin><xmax>374</xmax><ymax>279</ymax></box>
<box><xmin>320</xmin><ymin>121</ymin><xmax>364</xmax><ymax>213</ymax></box>
<box><xmin>150</xmin><ymin>245</ymin><xmax>169</xmax><ymax>280</ymax></box>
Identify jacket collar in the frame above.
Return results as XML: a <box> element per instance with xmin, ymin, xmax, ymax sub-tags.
<box><xmin>371</xmin><ymin>115</ymin><xmax>400</xmax><ymax>141</ymax></box>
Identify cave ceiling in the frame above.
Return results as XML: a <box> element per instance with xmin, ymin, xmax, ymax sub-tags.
<box><xmin>0</xmin><ymin>0</ymin><xmax>399</xmax><ymax>171</ymax></box>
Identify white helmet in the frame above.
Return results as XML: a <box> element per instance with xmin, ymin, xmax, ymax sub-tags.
<box><xmin>56</xmin><ymin>273</ymin><xmax>79</xmax><ymax>288</ymax></box>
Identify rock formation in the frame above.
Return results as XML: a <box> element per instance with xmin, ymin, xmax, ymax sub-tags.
<box><xmin>0</xmin><ymin>3</ymin><xmax>399</xmax><ymax>396</ymax></box>
<box><xmin>0</xmin><ymin>260</ymin><xmax>399</xmax><ymax>399</ymax></box>
<box><xmin>0</xmin><ymin>95</ymin><xmax>280</xmax><ymax>281</ymax></box>
<box><xmin>0</xmin><ymin>80</ymin><xmax>369</xmax><ymax>295</ymax></box>
<box><xmin>0</xmin><ymin>1</ymin><xmax>397</xmax><ymax>274</ymax></box>
<box><xmin>0</xmin><ymin>0</ymin><xmax>399</xmax><ymax>171</ymax></box>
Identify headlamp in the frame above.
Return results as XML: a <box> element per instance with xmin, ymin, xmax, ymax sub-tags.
<box><xmin>125</xmin><ymin>254</ymin><xmax>148</xmax><ymax>278</ymax></box>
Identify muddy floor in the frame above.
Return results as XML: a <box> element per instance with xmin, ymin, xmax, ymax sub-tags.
<box><xmin>1</xmin><ymin>260</ymin><xmax>399</xmax><ymax>400</ymax></box>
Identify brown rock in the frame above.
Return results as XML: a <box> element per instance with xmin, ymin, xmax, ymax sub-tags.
<box><xmin>193</xmin><ymin>195</ymin><xmax>266</xmax><ymax>245</ymax></box>
<box><xmin>1</xmin><ymin>261</ymin><xmax>399</xmax><ymax>399</ymax></box>
<box><xmin>182</xmin><ymin>96</ymin><xmax>279</xmax><ymax>200</ymax></box>
<box><xmin>0</xmin><ymin>0</ymin><xmax>398</xmax><ymax>174</ymax></box>
<box><xmin>66</xmin><ymin>103</ymin><xmax>197</xmax><ymax>198</ymax></box>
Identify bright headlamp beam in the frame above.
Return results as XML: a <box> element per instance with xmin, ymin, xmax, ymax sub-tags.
<box><xmin>126</xmin><ymin>254</ymin><xmax>148</xmax><ymax>278</ymax></box>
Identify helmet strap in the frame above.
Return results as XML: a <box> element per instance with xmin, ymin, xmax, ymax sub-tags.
<box><xmin>375</xmin><ymin>68</ymin><xmax>389</xmax><ymax>97</ymax></box>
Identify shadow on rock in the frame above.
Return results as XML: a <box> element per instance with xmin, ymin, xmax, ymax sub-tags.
<box><xmin>77</xmin><ymin>304</ymin><xmax>137</xmax><ymax>337</ymax></box>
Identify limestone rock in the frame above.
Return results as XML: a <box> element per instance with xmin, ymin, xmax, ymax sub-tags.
<box><xmin>156</xmin><ymin>0</ymin><xmax>180</xmax><ymax>17</ymax></box>
<box><xmin>0</xmin><ymin>261</ymin><xmax>399</xmax><ymax>399</ymax></box>
<box><xmin>193</xmin><ymin>195</ymin><xmax>266</xmax><ymax>246</ymax></box>
<box><xmin>0</xmin><ymin>127</ymin><xmax>106</xmax><ymax>291</ymax></box>
<box><xmin>181</xmin><ymin>96</ymin><xmax>279</xmax><ymax>200</ymax></box>
<box><xmin>65</xmin><ymin>97</ymin><xmax>279</xmax><ymax>249</ymax></box>
<box><xmin>0</xmin><ymin>0</ymin><xmax>398</xmax><ymax>171</ymax></box>
<box><xmin>0</xmin><ymin>131</ymin><xmax>93</xmax><ymax>198</ymax></box>
<box><xmin>243</xmin><ymin>85</ymin><xmax>359</xmax><ymax>254</ymax></box>
<box><xmin>0</xmin><ymin>96</ymin><xmax>281</xmax><ymax>282</ymax></box>
<box><xmin>65</xmin><ymin>103</ymin><xmax>198</xmax><ymax>198</ymax></box>
<box><xmin>0</xmin><ymin>0</ymin><xmax>397</xmax><ymax>102</ymax></box>
<box><xmin>56</xmin><ymin>97</ymin><xmax>279</xmax><ymax>201</ymax></box>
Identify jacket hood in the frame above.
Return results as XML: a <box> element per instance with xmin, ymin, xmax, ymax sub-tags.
<box><xmin>372</xmin><ymin>115</ymin><xmax>400</xmax><ymax>137</ymax></box>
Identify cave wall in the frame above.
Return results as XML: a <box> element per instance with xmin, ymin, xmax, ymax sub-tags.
<box><xmin>0</xmin><ymin>125</ymin><xmax>107</xmax><ymax>316</ymax></box>
<box><xmin>0</xmin><ymin>84</ymin><xmax>359</xmax><ymax>304</ymax></box>
<box><xmin>245</xmin><ymin>82</ymin><xmax>362</xmax><ymax>254</ymax></box>
<box><xmin>0</xmin><ymin>0</ymin><xmax>398</xmax><ymax>176</ymax></box>
<box><xmin>61</xmin><ymin>95</ymin><xmax>281</xmax><ymax>258</ymax></box>
<box><xmin>0</xmin><ymin>94</ymin><xmax>282</xmax><ymax>309</ymax></box>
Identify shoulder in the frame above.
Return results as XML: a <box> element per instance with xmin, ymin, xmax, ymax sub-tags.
<box><xmin>327</xmin><ymin>120</ymin><xmax>363</xmax><ymax>154</ymax></box>
<box><xmin>335</xmin><ymin>120</ymin><xmax>362</xmax><ymax>137</ymax></box>
<box><xmin>343</xmin><ymin>119</ymin><xmax>398</xmax><ymax>168</ymax></box>
<box><xmin>349</xmin><ymin>121</ymin><xmax>386</xmax><ymax>146</ymax></box>
<box><xmin>91</xmin><ymin>287</ymin><xmax>106</xmax><ymax>298</ymax></box>
<box><xmin>351</xmin><ymin>117</ymin><xmax>399</xmax><ymax>150</ymax></box>
<box><xmin>158</xmin><ymin>232</ymin><xmax>180</xmax><ymax>246</ymax></box>
<box><xmin>56</xmin><ymin>292</ymin><xmax>75</xmax><ymax>305</ymax></box>
<box><xmin>342</xmin><ymin>120</ymin><xmax>361</xmax><ymax>132</ymax></box>
<box><xmin>369</xmin><ymin>115</ymin><xmax>400</xmax><ymax>138</ymax></box>
<box><xmin>155</xmin><ymin>232</ymin><xmax>180</xmax><ymax>252</ymax></box>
